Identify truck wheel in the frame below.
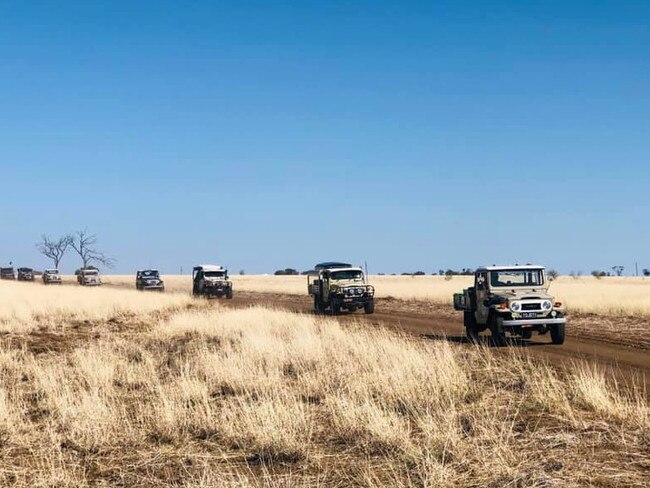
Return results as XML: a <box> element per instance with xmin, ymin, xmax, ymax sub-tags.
<box><xmin>464</xmin><ymin>312</ymin><xmax>480</xmax><ymax>343</ymax></box>
<box><xmin>329</xmin><ymin>298</ymin><xmax>340</xmax><ymax>315</ymax></box>
<box><xmin>364</xmin><ymin>299</ymin><xmax>375</xmax><ymax>314</ymax></box>
<box><xmin>489</xmin><ymin>314</ymin><xmax>506</xmax><ymax>347</ymax></box>
<box><xmin>314</xmin><ymin>297</ymin><xmax>324</xmax><ymax>314</ymax></box>
<box><xmin>226</xmin><ymin>289</ymin><xmax>233</xmax><ymax>299</ymax></box>
<box><xmin>550</xmin><ymin>324</ymin><xmax>565</xmax><ymax>345</ymax></box>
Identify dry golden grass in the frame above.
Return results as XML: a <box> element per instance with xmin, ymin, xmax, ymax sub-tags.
<box><xmin>0</xmin><ymin>280</ymin><xmax>196</xmax><ymax>334</ymax></box>
<box><xmin>0</xmin><ymin>281</ymin><xmax>647</xmax><ymax>486</ymax></box>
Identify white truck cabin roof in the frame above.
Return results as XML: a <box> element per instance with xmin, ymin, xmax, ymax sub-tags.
<box><xmin>325</xmin><ymin>267</ymin><xmax>364</xmax><ymax>274</ymax></box>
<box><xmin>477</xmin><ymin>265</ymin><xmax>546</xmax><ymax>272</ymax></box>
<box><xmin>197</xmin><ymin>265</ymin><xmax>225</xmax><ymax>272</ymax></box>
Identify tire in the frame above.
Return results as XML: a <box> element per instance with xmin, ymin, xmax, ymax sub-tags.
<box><xmin>314</xmin><ymin>297</ymin><xmax>322</xmax><ymax>314</ymax></box>
<box><xmin>550</xmin><ymin>323</ymin><xmax>565</xmax><ymax>345</ymax></box>
<box><xmin>489</xmin><ymin>313</ymin><xmax>507</xmax><ymax>347</ymax></box>
<box><xmin>329</xmin><ymin>297</ymin><xmax>340</xmax><ymax>316</ymax></box>
<box><xmin>364</xmin><ymin>299</ymin><xmax>375</xmax><ymax>314</ymax></box>
<box><xmin>464</xmin><ymin>311</ymin><xmax>480</xmax><ymax>343</ymax></box>
<box><xmin>226</xmin><ymin>289</ymin><xmax>233</xmax><ymax>299</ymax></box>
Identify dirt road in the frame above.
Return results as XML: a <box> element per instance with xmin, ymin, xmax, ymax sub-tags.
<box><xmin>226</xmin><ymin>291</ymin><xmax>650</xmax><ymax>392</ymax></box>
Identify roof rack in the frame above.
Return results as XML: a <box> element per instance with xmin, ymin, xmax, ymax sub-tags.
<box><xmin>314</xmin><ymin>262</ymin><xmax>352</xmax><ymax>271</ymax></box>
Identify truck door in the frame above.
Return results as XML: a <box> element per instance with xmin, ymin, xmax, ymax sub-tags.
<box><xmin>192</xmin><ymin>268</ymin><xmax>200</xmax><ymax>294</ymax></box>
<box><xmin>475</xmin><ymin>271</ymin><xmax>489</xmax><ymax>324</ymax></box>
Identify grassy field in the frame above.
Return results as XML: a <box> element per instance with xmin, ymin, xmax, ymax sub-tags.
<box><xmin>0</xmin><ymin>280</ymin><xmax>647</xmax><ymax>486</ymax></box>
<box><xmin>101</xmin><ymin>274</ymin><xmax>650</xmax><ymax>316</ymax></box>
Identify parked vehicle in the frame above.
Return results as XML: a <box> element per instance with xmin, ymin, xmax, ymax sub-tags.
<box><xmin>136</xmin><ymin>269</ymin><xmax>165</xmax><ymax>291</ymax></box>
<box><xmin>453</xmin><ymin>265</ymin><xmax>566</xmax><ymax>345</ymax></box>
<box><xmin>42</xmin><ymin>269</ymin><xmax>62</xmax><ymax>285</ymax></box>
<box><xmin>77</xmin><ymin>268</ymin><xmax>102</xmax><ymax>286</ymax></box>
<box><xmin>308</xmin><ymin>262</ymin><xmax>375</xmax><ymax>315</ymax></box>
<box><xmin>192</xmin><ymin>265</ymin><xmax>233</xmax><ymax>298</ymax></box>
<box><xmin>0</xmin><ymin>267</ymin><xmax>16</xmax><ymax>280</ymax></box>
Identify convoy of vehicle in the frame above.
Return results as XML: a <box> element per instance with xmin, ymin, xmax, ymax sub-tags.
<box><xmin>1</xmin><ymin>258</ymin><xmax>569</xmax><ymax>347</ymax></box>
<box><xmin>308</xmin><ymin>262</ymin><xmax>375</xmax><ymax>315</ymax></box>
<box><xmin>453</xmin><ymin>265</ymin><xmax>566</xmax><ymax>345</ymax></box>
<box><xmin>136</xmin><ymin>269</ymin><xmax>165</xmax><ymax>291</ymax></box>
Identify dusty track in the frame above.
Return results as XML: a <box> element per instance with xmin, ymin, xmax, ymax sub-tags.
<box><xmin>225</xmin><ymin>291</ymin><xmax>650</xmax><ymax>392</ymax></box>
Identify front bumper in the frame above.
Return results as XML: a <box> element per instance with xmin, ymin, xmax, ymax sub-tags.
<box><xmin>203</xmin><ymin>285</ymin><xmax>231</xmax><ymax>295</ymax></box>
<box><xmin>142</xmin><ymin>283</ymin><xmax>164</xmax><ymax>290</ymax></box>
<box><xmin>336</xmin><ymin>294</ymin><xmax>373</xmax><ymax>306</ymax></box>
<box><xmin>501</xmin><ymin>317</ymin><xmax>566</xmax><ymax>327</ymax></box>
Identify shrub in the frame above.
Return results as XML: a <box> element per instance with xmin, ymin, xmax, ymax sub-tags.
<box><xmin>274</xmin><ymin>268</ymin><xmax>299</xmax><ymax>276</ymax></box>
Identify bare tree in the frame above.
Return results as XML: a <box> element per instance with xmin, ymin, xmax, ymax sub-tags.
<box><xmin>69</xmin><ymin>229</ymin><xmax>115</xmax><ymax>269</ymax></box>
<box><xmin>36</xmin><ymin>235</ymin><xmax>72</xmax><ymax>269</ymax></box>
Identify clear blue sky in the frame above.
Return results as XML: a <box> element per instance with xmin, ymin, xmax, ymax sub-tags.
<box><xmin>1</xmin><ymin>1</ymin><xmax>648</xmax><ymax>275</ymax></box>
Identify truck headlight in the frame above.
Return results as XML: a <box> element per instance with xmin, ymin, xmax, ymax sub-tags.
<box><xmin>510</xmin><ymin>301</ymin><xmax>521</xmax><ymax>312</ymax></box>
<box><xmin>542</xmin><ymin>300</ymin><xmax>552</xmax><ymax>310</ymax></box>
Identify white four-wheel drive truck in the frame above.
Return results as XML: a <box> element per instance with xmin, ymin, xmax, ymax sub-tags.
<box><xmin>42</xmin><ymin>269</ymin><xmax>62</xmax><ymax>284</ymax></box>
<box><xmin>308</xmin><ymin>262</ymin><xmax>375</xmax><ymax>315</ymax></box>
<box><xmin>453</xmin><ymin>265</ymin><xmax>566</xmax><ymax>345</ymax></box>
<box><xmin>192</xmin><ymin>265</ymin><xmax>233</xmax><ymax>299</ymax></box>
<box><xmin>77</xmin><ymin>268</ymin><xmax>102</xmax><ymax>286</ymax></box>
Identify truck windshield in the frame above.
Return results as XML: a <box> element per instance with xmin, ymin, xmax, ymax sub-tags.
<box><xmin>490</xmin><ymin>269</ymin><xmax>544</xmax><ymax>287</ymax></box>
<box><xmin>204</xmin><ymin>271</ymin><xmax>225</xmax><ymax>278</ymax></box>
<box><xmin>142</xmin><ymin>270</ymin><xmax>159</xmax><ymax>277</ymax></box>
<box><xmin>330</xmin><ymin>270</ymin><xmax>364</xmax><ymax>281</ymax></box>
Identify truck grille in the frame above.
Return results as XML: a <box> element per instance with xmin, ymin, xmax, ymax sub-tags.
<box><xmin>522</xmin><ymin>303</ymin><xmax>541</xmax><ymax>311</ymax></box>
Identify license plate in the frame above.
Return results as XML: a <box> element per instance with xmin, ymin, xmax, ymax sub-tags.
<box><xmin>522</xmin><ymin>312</ymin><xmax>538</xmax><ymax>319</ymax></box>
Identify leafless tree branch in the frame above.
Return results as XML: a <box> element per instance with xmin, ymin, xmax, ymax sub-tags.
<box><xmin>36</xmin><ymin>234</ymin><xmax>72</xmax><ymax>269</ymax></box>
<box><xmin>69</xmin><ymin>229</ymin><xmax>116</xmax><ymax>269</ymax></box>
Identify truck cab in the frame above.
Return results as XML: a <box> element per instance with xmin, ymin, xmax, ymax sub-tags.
<box><xmin>192</xmin><ymin>264</ymin><xmax>233</xmax><ymax>299</ymax></box>
<box><xmin>43</xmin><ymin>269</ymin><xmax>62</xmax><ymax>285</ymax></box>
<box><xmin>136</xmin><ymin>269</ymin><xmax>165</xmax><ymax>291</ymax></box>
<box><xmin>17</xmin><ymin>267</ymin><xmax>34</xmax><ymax>281</ymax></box>
<box><xmin>0</xmin><ymin>267</ymin><xmax>16</xmax><ymax>280</ymax></box>
<box><xmin>78</xmin><ymin>268</ymin><xmax>102</xmax><ymax>286</ymax></box>
<box><xmin>454</xmin><ymin>265</ymin><xmax>566</xmax><ymax>345</ymax></box>
<box><xmin>308</xmin><ymin>262</ymin><xmax>375</xmax><ymax>315</ymax></box>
